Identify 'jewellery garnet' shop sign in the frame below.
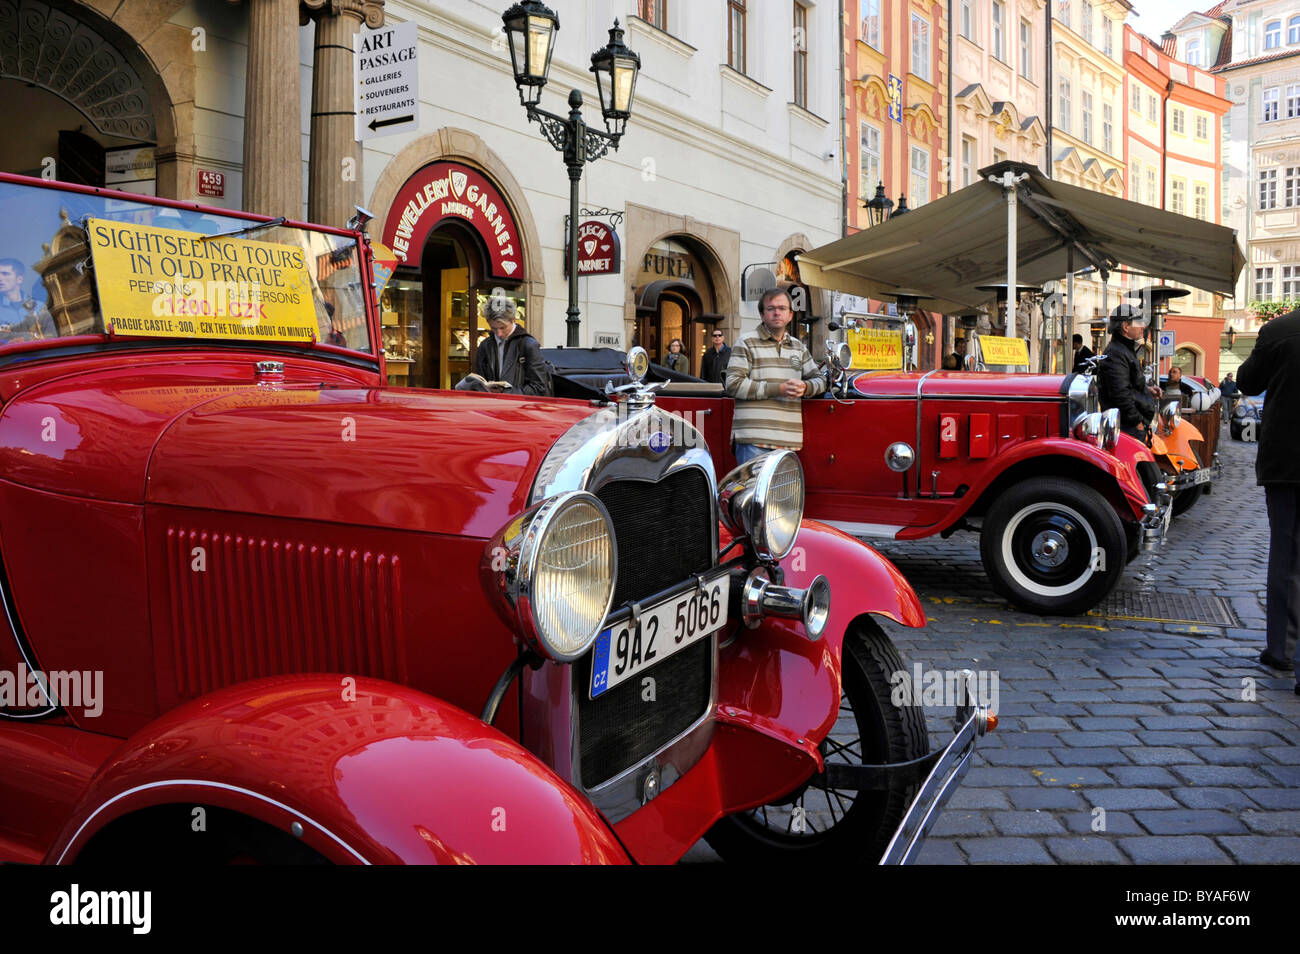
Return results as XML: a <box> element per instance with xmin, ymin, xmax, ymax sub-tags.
<box><xmin>564</xmin><ymin>220</ymin><xmax>621</xmax><ymax>277</ymax></box>
<box><xmin>382</xmin><ymin>162</ymin><xmax>523</xmax><ymax>280</ymax></box>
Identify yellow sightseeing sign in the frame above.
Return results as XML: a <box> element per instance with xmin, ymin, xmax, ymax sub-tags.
<box><xmin>847</xmin><ymin>328</ymin><xmax>904</xmax><ymax>370</ymax></box>
<box><xmin>87</xmin><ymin>218</ymin><xmax>319</xmax><ymax>342</ymax></box>
<box><xmin>979</xmin><ymin>335</ymin><xmax>1030</xmax><ymax>367</ymax></box>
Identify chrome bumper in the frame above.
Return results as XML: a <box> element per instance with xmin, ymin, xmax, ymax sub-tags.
<box><xmin>1167</xmin><ymin>455</ymin><xmax>1222</xmax><ymax>494</ymax></box>
<box><xmin>1139</xmin><ymin>480</ymin><xmax>1173</xmax><ymax>551</ymax></box>
<box><xmin>878</xmin><ymin>671</ymin><xmax>993</xmax><ymax>865</ymax></box>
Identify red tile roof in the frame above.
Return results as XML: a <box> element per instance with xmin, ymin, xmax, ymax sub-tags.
<box><xmin>1214</xmin><ymin>46</ymin><xmax>1300</xmax><ymax>72</ymax></box>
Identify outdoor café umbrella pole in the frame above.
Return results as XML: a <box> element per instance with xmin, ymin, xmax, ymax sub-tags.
<box><xmin>990</xmin><ymin>169</ymin><xmax>1030</xmax><ymax>337</ymax></box>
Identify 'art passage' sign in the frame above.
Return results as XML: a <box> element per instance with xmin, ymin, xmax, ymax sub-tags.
<box><xmin>87</xmin><ymin>219</ymin><xmax>319</xmax><ymax>341</ymax></box>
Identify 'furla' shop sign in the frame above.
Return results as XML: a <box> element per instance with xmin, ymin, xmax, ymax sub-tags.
<box><xmin>382</xmin><ymin>162</ymin><xmax>523</xmax><ymax>280</ymax></box>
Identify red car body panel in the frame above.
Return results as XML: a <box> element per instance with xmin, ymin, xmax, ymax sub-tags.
<box><xmin>663</xmin><ymin>369</ymin><xmax>1154</xmax><ymax>539</ymax></box>
<box><xmin>42</xmin><ymin>677</ymin><xmax>631</xmax><ymax>865</ymax></box>
<box><xmin>612</xmin><ymin>520</ymin><xmax>926</xmax><ymax>863</ymax></box>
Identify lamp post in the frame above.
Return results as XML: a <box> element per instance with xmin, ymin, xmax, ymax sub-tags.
<box><xmin>890</xmin><ymin>195</ymin><xmax>910</xmax><ymax>219</ymax></box>
<box><xmin>502</xmin><ymin>3</ymin><xmax>640</xmax><ymax>347</ymax></box>
<box><xmin>863</xmin><ymin>182</ymin><xmax>894</xmax><ymax>227</ymax></box>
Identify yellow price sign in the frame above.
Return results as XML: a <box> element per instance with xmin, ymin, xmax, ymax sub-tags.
<box><xmin>979</xmin><ymin>335</ymin><xmax>1030</xmax><ymax>367</ymax></box>
<box><xmin>847</xmin><ymin>328</ymin><xmax>904</xmax><ymax>370</ymax></box>
<box><xmin>87</xmin><ymin>218</ymin><xmax>320</xmax><ymax>342</ymax></box>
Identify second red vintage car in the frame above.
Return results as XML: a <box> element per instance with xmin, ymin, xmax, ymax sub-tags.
<box><xmin>552</xmin><ymin>349</ymin><xmax>1171</xmax><ymax>616</ymax></box>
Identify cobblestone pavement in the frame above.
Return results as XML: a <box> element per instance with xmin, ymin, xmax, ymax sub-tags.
<box><xmin>687</xmin><ymin>427</ymin><xmax>1300</xmax><ymax>864</ymax></box>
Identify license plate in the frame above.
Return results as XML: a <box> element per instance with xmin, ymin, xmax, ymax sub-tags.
<box><xmin>590</xmin><ymin>573</ymin><xmax>731</xmax><ymax>699</ymax></box>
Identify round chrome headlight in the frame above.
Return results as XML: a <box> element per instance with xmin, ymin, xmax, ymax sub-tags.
<box><xmin>1160</xmin><ymin>400</ymin><xmax>1181</xmax><ymax>430</ymax></box>
<box><xmin>718</xmin><ymin>450</ymin><xmax>806</xmax><ymax>562</ymax></box>
<box><xmin>1101</xmin><ymin>408</ymin><xmax>1120</xmax><ymax>450</ymax></box>
<box><xmin>1073</xmin><ymin>410</ymin><xmax>1103</xmax><ymax>446</ymax></box>
<box><xmin>485</xmin><ymin>491</ymin><xmax>617</xmax><ymax>662</ymax></box>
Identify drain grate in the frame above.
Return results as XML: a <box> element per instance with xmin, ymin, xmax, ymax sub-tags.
<box><xmin>1090</xmin><ymin>590</ymin><xmax>1240</xmax><ymax>626</ymax></box>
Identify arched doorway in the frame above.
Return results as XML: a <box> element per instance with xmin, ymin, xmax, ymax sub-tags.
<box><xmin>633</xmin><ymin>237</ymin><xmax>722</xmax><ymax>375</ymax></box>
<box><xmin>0</xmin><ymin>0</ymin><xmax>183</xmax><ymax>194</ymax></box>
<box><xmin>379</xmin><ymin>161</ymin><xmax>529</xmax><ymax>389</ymax></box>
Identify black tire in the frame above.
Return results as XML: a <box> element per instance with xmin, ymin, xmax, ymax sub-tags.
<box><xmin>980</xmin><ymin>476</ymin><xmax>1126</xmax><ymax>616</ymax></box>
<box><xmin>702</xmin><ymin>617</ymin><xmax>928</xmax><ymax>863</ymax></box>
<box><xmin>1172</xmin><ymin>450</ymin><xmax>1205</xmax><ymax>517</ymax></box>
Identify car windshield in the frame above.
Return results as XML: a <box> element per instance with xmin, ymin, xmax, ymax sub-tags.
<box><xmin>0</xmin><ymin>178</ymin><xmax>372</xmax><ymax>355</ymax></box>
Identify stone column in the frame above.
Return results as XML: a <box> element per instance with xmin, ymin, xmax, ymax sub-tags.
<box><xmin>242</xmin><ymin>0</ymin><xmax>305</xmax><ymax>216</ymax></box>
<box><xmin>303</xmin><ymin>0</ymin><xmax>386</xmax><ymax>228</ymax></box>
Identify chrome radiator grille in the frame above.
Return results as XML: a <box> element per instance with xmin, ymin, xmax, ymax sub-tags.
<box><xmin>575</xmin><ymin>468</ymin><xmax>715</xmax><ymax>789</ymax></box>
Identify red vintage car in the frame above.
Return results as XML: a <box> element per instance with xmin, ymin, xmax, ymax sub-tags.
<box><xmin>552</xmin><ymin>349</ymin><xmax>1171</xmax><ymax>616</ymax></box>
<box><xmin>0</xmin><ymin>174</ymin><xmax>989</xmax><ymax>865</ymax></box>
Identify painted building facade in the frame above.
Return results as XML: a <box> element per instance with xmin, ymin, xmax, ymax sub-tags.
<box><xmin>845</xmin><ymin>0</ymin><xmax>949</xmax><ymax>366</ymax></box>
<box><xmin>1123</xmin><ymin>25</ymin><xmax>1229</xmax><ymax>381</ymax></box>
<box><xmin>0</xmin><ymin>0</ymin><xmax>842</xmax><ymax>387</ymax></box>
<box><xmin>1050</xmin><ymin>0</ymin><xmax>1130</xmax><ymax>353</ymax></box>
<box><xmin>1173</xmin><ymin>0</ymin><xmax>1300</xmax><ymax>372</ymax></box>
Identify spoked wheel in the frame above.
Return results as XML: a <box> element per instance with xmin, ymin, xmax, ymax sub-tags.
<box><xmin>980</xmin><ymin>477</ymin><xmax>1125</xmax><ymax>616</ymax></box>
<box><xmin>703</xmin><ymin>618</ymin><xmax>928</xmax><ymax>863</ymax></box>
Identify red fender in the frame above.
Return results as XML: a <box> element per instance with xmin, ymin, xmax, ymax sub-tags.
<box><xmin>614</xmin><ymin>521</ymin><xmax>926</xmax><ymax>863</ymax></box>
<box><xmin>47</xmin><ymin>675</ymin><xmax>629</xmax><ymax>865</ymax></box>
<box><xmin>718</xmin><ymin>519</ymin><xmax>923</xmax><ymax>780</ymax></box>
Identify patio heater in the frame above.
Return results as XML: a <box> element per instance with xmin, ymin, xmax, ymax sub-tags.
<box><xmin>887</xmin><ymin>288</ymin><xmax>932</xmax><ymax>369</ymax></box>
<box><xmin>958</xmin><ymin>313</ymin><xmax>980</xmax><ymax>369</ymax></box>
<box><xmin>975</xmin><ymin>283</ymin><xmax>1038</xmax><ymax>334</ymax></box>
<box><xmin>1129</xmin><ymin>285</ymin><xmax>1189</xmax><ymax>378</ymax></box>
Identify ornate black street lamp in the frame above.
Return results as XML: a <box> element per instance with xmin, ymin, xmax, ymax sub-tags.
<box><xmin>502</xmin><ymin>3</ymin><xmax>640</xmax><ymax>347</ymax></box>
<box><xmin>863</xmin><ymin>182</ymin><xmax>894</xmax><ymax>227</ymax></box>
<box><xmin>890</xmin><ymin>195</ymin><xmax>911</xmax><ymax>219</ymax></box>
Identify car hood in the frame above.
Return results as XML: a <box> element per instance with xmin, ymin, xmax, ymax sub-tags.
<box><xmin>850</xmin><ymin>370</ymin><xmax>1070</xmax><ymax>399</ymax></box>
<box><xmin>0</xmin><ymin>370</ymin><xmax>596</xmax><ymax>537</ymax></box>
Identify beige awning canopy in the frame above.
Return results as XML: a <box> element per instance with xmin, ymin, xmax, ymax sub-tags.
<box><xmin>798</xmin><ymin>161</ymin><xmax>1246</xmax><ymax>314</ymax></box>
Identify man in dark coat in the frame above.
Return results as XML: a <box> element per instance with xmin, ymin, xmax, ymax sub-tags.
<box><xmin>700</xmin><ymin>329</ymin><xmax>732</xmax><ymax>384</ymax></box>
<box><xmin>467</xmin><ymin>297</ymin><xmax>552</xmax><ymax>396</ymax></box>
<box><xmin>1071</xmin><ymin>333</ymin><xmax>1095</xmax><ymax>373</ymax></box>
<box><xmin>1096</xmin><ymin>304</ymin><xmax>1159</xmax><ymax>438</ymax></box>
<box><xmin>1237</xmin><ymin>307</ymin><xmax>1300</xmax><ymax>684</ymax></box>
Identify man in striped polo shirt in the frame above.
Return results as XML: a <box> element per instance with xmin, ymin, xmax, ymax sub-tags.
<box><xmin>725</xmin><ymin>287</ymin><xmax>826</xmax><ymax>464</ymax></box>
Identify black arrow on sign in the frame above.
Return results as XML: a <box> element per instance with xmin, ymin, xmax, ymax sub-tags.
<box><xmin>369</xmin><ymin>115</ymin><xmax>412</xmax><ymax>131</ymax></box>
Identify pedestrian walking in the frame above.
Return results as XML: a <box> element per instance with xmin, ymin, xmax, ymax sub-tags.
<box><xmin>1237</xmin><ymin>307</ymin><xmax>1300</xmax><ymax>687</ymax></box>
<box><xmin>1220</xmin><ymin>372</ymin><xmax>1240</xmax><ymax>419</ymax></box>
<box><xmin>725</xmin><ymin>288</ymin><xmax>825</xmax><ymax>464</ymax></box>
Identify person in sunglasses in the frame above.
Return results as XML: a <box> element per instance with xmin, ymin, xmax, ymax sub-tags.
<box><xmin>700</xmin><ymin>328</ymin><xmax>731</xmax><ymax>385</ymax></box>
